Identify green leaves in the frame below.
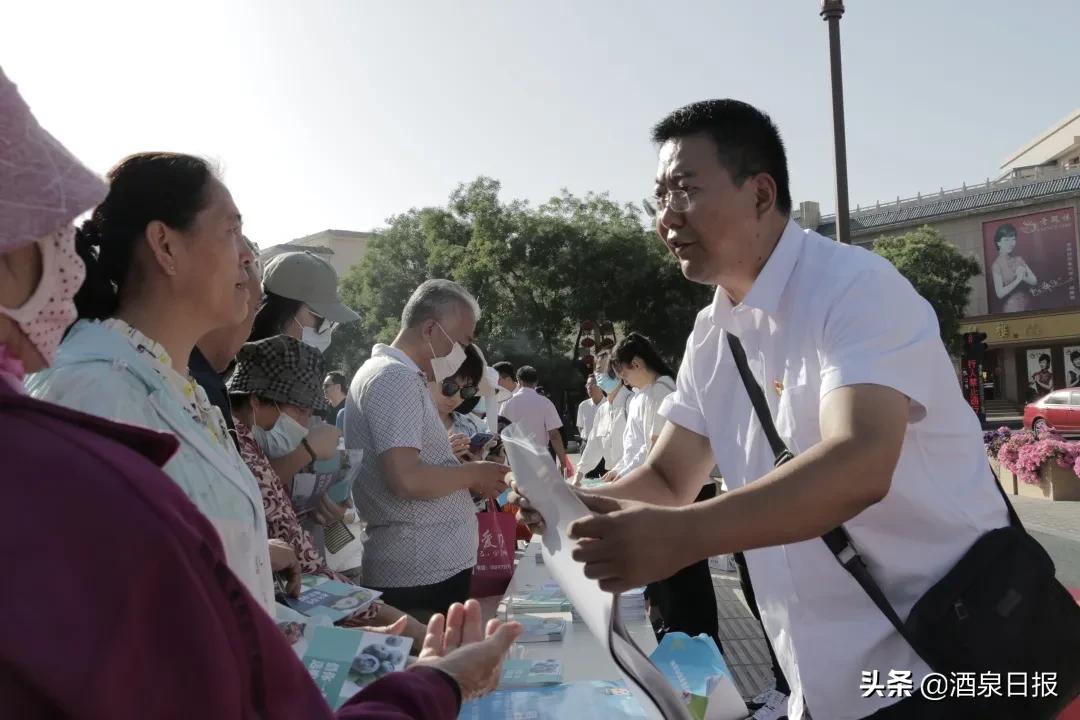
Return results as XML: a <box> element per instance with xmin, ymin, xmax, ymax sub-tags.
<box><xmin>324</xmin><ymin>177</ymin><xmax>710</xmax><ymax>390</ymax></box>
<box><xmin>872</xmin><ymin>226</ymin><xmax>982</xmax><ymax>356</ymax></box>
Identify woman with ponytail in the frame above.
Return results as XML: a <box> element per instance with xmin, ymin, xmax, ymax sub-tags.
<box><xmin>608</xmin><ymin>331</ymin><xmax>721</xmax><ymax>650</ymax></box>
<box><xmin>606</xmin><ymin>331</ymin><xmax>676</xmax><ymax>481</ymax></box>
<box><xmin>24</xmin><ymin>152</ymin><xmax>289</xmax><ymax>613</ymax></box>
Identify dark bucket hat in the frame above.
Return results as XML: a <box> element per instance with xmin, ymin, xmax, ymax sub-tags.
<box><xmin>227</xmin><ymin>334</ymin><xmax>330</xmax><ymax>412</ymax></box>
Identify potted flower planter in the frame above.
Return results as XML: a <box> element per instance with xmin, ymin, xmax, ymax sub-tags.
<box><xmin>1043</xmin><ymin>464</ymin><xmax>1080</xmax><ymax>501</ymax></box>
<box><xmin>1017</xmin><ymin>465</ymin><xmax>1080</xmax><ymax>501</ymax></box>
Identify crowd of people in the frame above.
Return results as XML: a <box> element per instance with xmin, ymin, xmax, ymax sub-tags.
<box><xmin>3</xmin><ymin>61</ymin><xmax>1076</xmax><ymax>720</ymax></box>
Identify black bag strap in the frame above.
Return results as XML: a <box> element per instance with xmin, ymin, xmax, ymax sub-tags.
<box><xmin>725</xmin><ymin>333</ymin><xmax>925</xmax><ymax>661</ymax></box>
<box><xmin>726</xmin><ymin>332</ymin><xmax>1030</xmax><ymax>670</ymax></box>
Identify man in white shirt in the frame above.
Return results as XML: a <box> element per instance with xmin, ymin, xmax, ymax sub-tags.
<box><xmin>500</xmin><ymin>365</ymin><xmax>573</xmax><ymax>477</ymax></box>
<box><xmin>575</xmin><ymin>375</ymin><xmax>603</xmax><ymax>444</ymax></box>
<box><xmin>492</xmin><ymin>361</ymin><xmax>517</xmax><ymax>395</ymax></box>
<box><xmin>347</xmin><ymin>279</ymin><xmax>509</xmax><ymax>619</ymax></box>
<box><xmin>515</xmin><ymin>100</ymin><xmax>1010</xmax><ymax>720</ymax></box>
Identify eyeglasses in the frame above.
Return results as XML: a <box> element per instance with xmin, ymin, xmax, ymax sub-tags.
<box><xmin>441</xmin><ymin>380</ymin><xmax>478</xmax><ymax>400</ymax></box>
<box><xmin>642</xmin><ymin>190</ymin><xmax>692</xmax><ymax>219</ymax></box>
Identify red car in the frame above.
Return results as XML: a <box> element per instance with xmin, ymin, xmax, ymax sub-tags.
<box><xmin>1023</xmin><ymin>390</ymin><xmax>1080</xmax><ymax>433</ymax></box>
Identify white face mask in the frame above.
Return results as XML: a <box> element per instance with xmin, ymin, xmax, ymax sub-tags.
<box><xmin>428</xmin><ymin>322</ymin><xmax>467</xmax><ymax>382</ymax></box>
<box><xmin>301</xmin><ymin>325</ymin><xmax>333</xmax><ymax>353</ymax></box>
<box><xmin>253</xmin><ymin>403</ymin><xmax>310</xmax><ymax>459</ymax></box>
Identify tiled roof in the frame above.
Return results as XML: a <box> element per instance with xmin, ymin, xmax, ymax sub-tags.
<box><xmin>816</xmin><ymin>173</ymin><xmax>1080</xmax><ymax>239</ymax></box>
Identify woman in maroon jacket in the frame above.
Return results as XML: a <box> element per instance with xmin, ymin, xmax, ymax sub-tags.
<box><xmin>0</xmin><ymin>66</ymin><xmax>520</xmax><ymax>719</ymax></box>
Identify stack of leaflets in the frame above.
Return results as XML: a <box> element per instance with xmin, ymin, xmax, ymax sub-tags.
<box><xmin>512</xmin><ymin>615</ymin><xmax>567</xmax><ymax>643</ymax></box>
<box><xmin>571</xmin><ymin>588</ymin><xmax>646</xmax><ymax>624</ymax></box>
<box><xmin>507</xmin><ymin>581</ymin><xmax>571</xmax><ymax>613</ymax></box>
<box><xmin>459</xmin><ymin>680</ymin><xmax>647</xmax><ymax>719</ymax></box>
<box><xmin>276</xmin><ymin>620</ymin><xmax>412</xmax><ymax>709</ymax></box>
<box><xmin>285</xmin><ymin>575</ymin><xmax>381</xmax><ymax>623</ymax></box>
<box><xmin>498</xmin><ymin>658</ymin><xmax>563</xmax><ymax>687</ymax></box>
<box><xmin>502</xmin><ymin>426</ymin><xmax>693</xmax><ymax>719</ymax></box>
<box><xmin>618</xmin><ymin>587</ymin><xmax>647</xmax><ymax>622</ymax></box>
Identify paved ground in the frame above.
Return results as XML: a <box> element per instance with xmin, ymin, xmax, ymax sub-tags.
<box><xmin>710</xmin><ymin>496</ymin><xmax>1080</xmax><ymax>700</ymax></box>
<box><xmin>566</xmin><ymin>455</ymin><xmax>1080</xmax><ymax>699</ymax></box>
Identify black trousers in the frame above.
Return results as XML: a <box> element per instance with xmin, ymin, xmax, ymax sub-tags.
<box><xmin>732</xmin><ymin>550</ymin><xmax>790</xmax><ymax>695</ymax></box>
<box><xmin>584</xmin><ymin>455</ymin><xmax>606</xmax><ymax>479</ymax></box>
<box><xmin>367</xmin><ymin>567</ymin><xmax>472</xmax><ymax>623</ymax></box>
<box><xmin>646</xmin><ymin>483</ymin><xmax>722</xmax><ymax>650</ymax></box>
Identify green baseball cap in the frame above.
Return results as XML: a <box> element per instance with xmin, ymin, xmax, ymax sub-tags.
<box><xmin>262</xmin><ymin>251</ymin><xmax>359</xmax><ymax>324</ymax></box>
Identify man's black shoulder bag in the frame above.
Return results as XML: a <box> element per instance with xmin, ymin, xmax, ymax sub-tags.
<box><xmin>726</xmin><ymin>333</ymin><xmax>1080</xmax><ymax>719</ymax></box>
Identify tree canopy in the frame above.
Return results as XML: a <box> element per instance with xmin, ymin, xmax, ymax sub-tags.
<box><xmin>872</xmin><ymin>225</ymin><xmax>982</xmax><ymax>356</ymax></box>
<box><xmin>324</xmin><ymin>177</ymin><xmax>712</xmax><ymax>409</ymax></box>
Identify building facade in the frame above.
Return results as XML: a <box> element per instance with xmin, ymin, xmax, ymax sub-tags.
<box><xmin>259</xmin><ymin>229</ymin><xmax>374</xmax><ymax>280</ymax></box>
<box><xmin>796</xmin><ymin>109</ymin><xmax>1080</xmax><ymax>411</ymax></box>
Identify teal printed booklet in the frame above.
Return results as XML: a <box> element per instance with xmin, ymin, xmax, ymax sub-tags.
<box><xmin>285</xmin><ymin>575</ymin><xmax>381</xmax><ymax>622</ymax></box>
<box><xmin>649</xmin><ymin>633</ymin><xmax>747</xmax><ymax>720</ymax></box>
<box><xmin>459</xmin><ymin>680</ymin><xmax>647</xmax><ymax>719</ymax></box>
<box><xmin>278</xmin><ymin>621</ymin><xmax>412</xmax><ymax>709</ymax></box>
<box><xmin>507</xmin><ymin>581</ymin><xmax>571</xmax><ymax>612</ymax></box>
<box><xmin>498</xmin><ymin>658</ymin><xmax>563</xmax><ymax>687</ymax></box>
<box><xmin>513</xmin><ymin>615</ymin><xmax>566</xmax><ymax>643</ymax></box>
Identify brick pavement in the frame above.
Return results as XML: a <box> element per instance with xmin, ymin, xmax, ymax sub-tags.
<box><xmin>710</xmin><ymin>497</ymin><xmax>1080</xmax><ymax>702</ymax></box>
<box><xmin>1012</xmin><ymin>495</ymin><xmax>1080</xmax><ymax>542</ymax></box>
<box><xmin>710</xmin><ymin>559</ymin><xmax>775</xmax><ymax>700</ymax></box>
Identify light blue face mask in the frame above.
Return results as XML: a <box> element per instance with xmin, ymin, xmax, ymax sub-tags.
<box><xmin>595</xmin><ymin>372</ymin><xmax>620</xmax><ymax>395</ymax></box>
<box><xmin>253</xmin><ymin>404</ymin><xmax>310</xmax><ymax>459</ymax></box>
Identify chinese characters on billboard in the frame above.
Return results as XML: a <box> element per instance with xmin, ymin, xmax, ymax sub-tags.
<box><xmin>983</xmin><ymin>208</ymin><xmax>1079</xmax><ymax>315</ymax></box>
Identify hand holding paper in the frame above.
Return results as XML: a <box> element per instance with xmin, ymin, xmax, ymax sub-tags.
<box><xmin>500</xmin><ymin>425</ymin><xmax>691</xmax><ymax>720</ymax></box>
<box><xmin>568</xmin><ymin>494</ymin><xmax>699</xmax><ymax>594</ymax></box>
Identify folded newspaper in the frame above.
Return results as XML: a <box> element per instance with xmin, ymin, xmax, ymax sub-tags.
<box><xmin>500</xmin><ymin>425</ymin><xmax>691</xmax><ymax>720</ymax></box>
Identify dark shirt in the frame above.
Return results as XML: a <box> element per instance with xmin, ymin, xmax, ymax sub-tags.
<box><xmin>189</xmin><ymin>346</ymin><xmax>237</xmax><ymax>447</ymax></box>
<box><xmin>0</xmin><ymin>381</ymin><xmax>462</xmax><ymax>720</ymax></box>
<box><xmin>320</xmin><ymin>398</ymin><xmax>345</xmax><ymax>425</ymax></box>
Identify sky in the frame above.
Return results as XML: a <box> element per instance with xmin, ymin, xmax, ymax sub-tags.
<box><xmin>3</xmin><ymin>0</ymin><xmax>1078</xmax><ymax>248</ymax></box>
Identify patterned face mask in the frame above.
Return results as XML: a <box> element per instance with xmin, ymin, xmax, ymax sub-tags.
<box><xmin>0</xmin><ymin>226</ymin><xmax>85</xmax><ymax>368</ymax></box>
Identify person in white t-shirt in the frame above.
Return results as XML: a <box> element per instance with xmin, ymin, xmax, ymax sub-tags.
<box><xmin>574</xmin><ymin>351</ymin><xmax>632</xmax><ymax>484</ymax></box>
<box><xmin>604</xmin><ymin>332</ymin><xmax>677</xmax><ymax>482</ymax></box>
<box><xmin>500</xmin><ymin>365</ymin><xmax>573</xmax><ymax>477</ymax></box>
<box><xmin>603</xmin><ymin>332</ymin><xmax>722</xmax><ymax>651</ymax></box>
<box><xmin>514</xmin><ymin>100</ymin><xmax>1014</xmax><ymax>720</ymax></box>
<box><xmin>575</xmin><ymin>374</ymin><xmax>603</xmax><ymax>445</ymax></box>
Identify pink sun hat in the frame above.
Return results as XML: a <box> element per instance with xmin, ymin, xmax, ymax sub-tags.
<box><xmin>0</xmin><ymin>66</ymin><xmax>107</xmax><ymax>254</ymax></box>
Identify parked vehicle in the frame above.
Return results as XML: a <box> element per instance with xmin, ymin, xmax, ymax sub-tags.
<box><xmin>1023</xmin><ymin>390</ymin><xmax>1080</xmax><ymax>433</ymax></box>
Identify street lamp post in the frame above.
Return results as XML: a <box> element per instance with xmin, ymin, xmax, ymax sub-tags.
<box><xmin>821</xmin><ymin>0</ymin><xmax>851</xmax><ymax>244</ymax></box>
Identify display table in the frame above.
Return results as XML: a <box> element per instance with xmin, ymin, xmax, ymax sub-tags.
<box><xmin>490</xmin><ymin>537</ymin><xmax>658</xmax><ymax>682</ymax></box>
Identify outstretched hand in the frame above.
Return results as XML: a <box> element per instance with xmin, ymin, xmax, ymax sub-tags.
<box><xmin>417</xmin><ymin>599</ymin><xmax>523</xmax><ymax>700</ymax></box>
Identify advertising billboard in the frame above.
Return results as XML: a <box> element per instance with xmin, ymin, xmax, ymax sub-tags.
<box><xmin>983</xmin><ymin>208</ymin><xmax>1079</xmax><ymax>315</ymax></box>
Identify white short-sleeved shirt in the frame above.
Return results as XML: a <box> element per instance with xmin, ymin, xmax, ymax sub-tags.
<box><xmin>500</xmin><ymin>386</ymin><xmax>563</xmax><ymax>450</ymax></box>
<box><xmin>661</xmin><ymin>221</ymin><xmax>1008</xmax><ymax>720</ymax></box>
<box><xmin>576</xmin><ymin>398</ymin><xmax>599</xmax><ymax>438</ymax></box>
<box><xmin>612</xmin><ymin>376</ymin><xmax>676</xmax><ymax>475</ymax></box>
<box><xmin>345</xmin><ymin>344</ymin><xmax>477</xmax><ymax>588</ymax></box>
<box><xmin>577</xmin><ymin>388</ymin><xmax>631</xmax><ymax>474</ymax></box>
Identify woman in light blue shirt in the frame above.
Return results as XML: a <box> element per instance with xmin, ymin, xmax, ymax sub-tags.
<box><xmin>27</xmin><ymin>152</ymin><xmax>285</xmax><ymax>614</ymax></box>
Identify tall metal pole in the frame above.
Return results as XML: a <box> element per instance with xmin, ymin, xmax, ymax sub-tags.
<box><xmin>821</xmin><ymin>0</ymin><xmax>850</xmax><ymax>243</ymax></box>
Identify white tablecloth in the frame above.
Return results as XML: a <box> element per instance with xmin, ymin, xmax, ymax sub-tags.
<box><xmin>495</xmin><ymin>538</ymin><xmax>658</xmax><ymax>682</ymax></box>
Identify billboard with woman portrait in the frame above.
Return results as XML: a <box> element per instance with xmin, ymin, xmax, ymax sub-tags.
<box><xmin>983</xmin><ymin>208</ymin><xmax>1079</xmax><ymax>315</ymax></box>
